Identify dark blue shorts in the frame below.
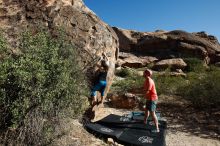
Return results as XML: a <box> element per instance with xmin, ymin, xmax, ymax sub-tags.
<box><xmin>91</xmin><ymin>80</ymin><xmax>107</xmax><ymax>96</ymax></box>
<box><xmin>145</xmin><ymin>100</ymin><xmax>157</xmax><ymax>111</ymax></box>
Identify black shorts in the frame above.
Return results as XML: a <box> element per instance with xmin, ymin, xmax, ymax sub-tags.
<box><xmin>145</xmin><ymin>100</ymin><xmax>157</xmax><ymax>111</ymax></box>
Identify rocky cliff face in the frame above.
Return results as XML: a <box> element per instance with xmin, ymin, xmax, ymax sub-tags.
<box><xmin>0</xmin><ymin>0</ymin><xmax>119</xmax><ymax>103</ymax></box>
<box><xmin>113</xmin><ymin>27</ymin><xmax>220</xmax><ymax>66</ymax></box>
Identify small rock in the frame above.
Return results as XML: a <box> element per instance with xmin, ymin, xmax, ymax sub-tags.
<box><xmin>107</xmin><ymin>138</ymin><xmax>114</xmax><ymax>144</ymax></box>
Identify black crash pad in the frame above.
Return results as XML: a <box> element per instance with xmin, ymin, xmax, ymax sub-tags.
<box><xmin>85</xmin><ymin>123</ymin><xmax>123</xmax><ymax>138</ymax></box>
<box><xmin>104</xmin><ymin>120</ymin><xmax>167</xmax><ymax>131</ymax></box>
<box><xmin>97</xmin><ymin>112</ymin><xmax>161</xmax><ymax>124</ymax></box>
<box><xmin>118</xmin><ymin>128</ymin><xmax>166</xmax><ymax>146</ymax></box>
<box><xmin>131</xmin><ymin>111</ymin><xmax>161</xmax><ymax>121</ymax></box>
<box><xmin>85</xmin><ymin>114</ymin><xmax>167</xmax><ymax>146</ymax></box>
<box><xmin>97</xmin><ymin>114</ymin><xmax>166</xmax><ymax>129</ymax></box>
<box><xmin>97</xmin><ymin>114</ymin><xmax>135</xmax><ymax>124</ymax></box>
<box><xmin>97</xmin><ymin>113</ymin><xmax>166</xmax><ymax>125</ymax></box>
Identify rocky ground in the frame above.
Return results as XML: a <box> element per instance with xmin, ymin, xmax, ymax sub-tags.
<box><xmin>159</xmin><ymin>95</ymin><xmax>220</xmax><ymax>146</ymax></box>
<box><xmin>51</xmin><ymin>94</ymin><xmax>220</xmax><ymax>146</ymax></box>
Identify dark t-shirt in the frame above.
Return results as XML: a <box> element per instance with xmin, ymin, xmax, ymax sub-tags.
<box><xmin>98</xmin><ymin>70</ymin><xmax>107</xmax><ymax>81</ymax></box>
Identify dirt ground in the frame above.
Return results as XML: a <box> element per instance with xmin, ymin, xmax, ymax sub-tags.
<box><xmin>51</xmin><ymin>95</ymin><xmax>220</xmax><ymax>146</ymax></box>
<box><xmin>159</xmin><ymin>95</ymin><xmax>220</xmax><ymax>146</ymax></box>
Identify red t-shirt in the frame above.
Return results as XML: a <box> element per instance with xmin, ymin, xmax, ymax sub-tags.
<box><xmin>144</xmin><ymin>77</ymin><xmax>158</xmax><ymax>101</ymax></box>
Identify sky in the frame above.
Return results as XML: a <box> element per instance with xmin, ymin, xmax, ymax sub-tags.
<box><xmin>83</xmin><ymin>0</ymin><xmax>220</xmax><ymax>41</ymax></box>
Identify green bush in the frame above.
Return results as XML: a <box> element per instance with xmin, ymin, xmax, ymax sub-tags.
<box><xmin>183</xmin><ymin>58</ymin><xmax>206</xmax><ymax>72</ymax></box>
<box><xmin>112</xmin><ymin>69</ymin><xmax>186</xmax><ymax>96</ymax></box>
<box><xmin>153</xmin><ymin>73</ymin><xmax>187</xmax><ymax>95</ymax></box>
<box><xmin>181</xmin><ymin>69</ymin><xmax>220</xmax><ymax>108</ymax></box>
<box><xmin>115</xmin><ymin>68</ymin><xmax>133</xmax><ymax>77</ymax></box>
<box><xmin>111</xmin><ymin>72</ymin><xmax>144</xmax><ymax>94</ymax></box>
<box><xmin>112</xmin><ymin>59</ymin><xmax>220</xmax><ymax>110</ymax></box>
<box><xmin>0</xmin><ymin>30</ymin><xmax>89</xmax><ymax>145</ymax></box>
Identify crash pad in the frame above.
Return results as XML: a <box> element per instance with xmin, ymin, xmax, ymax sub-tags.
<box><xmin>85</xmin><ymin>113</ymin><xmax>167</xmax><ymax>146</ymax></box>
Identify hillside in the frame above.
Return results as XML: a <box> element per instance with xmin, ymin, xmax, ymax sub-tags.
<box><xmin>0</xmin><ymin>0</ymin><xmax>220</xmax><ymax>145</ymax></box>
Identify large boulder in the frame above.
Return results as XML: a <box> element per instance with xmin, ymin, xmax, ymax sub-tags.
<box><xmin>113</xmin><ymin>27</ymin><xmax>220</xmax><ymax>64</ymax></box>
<box><xmin>0</xmin><ymin>0</ymin><xmax>119</xmax><ymax>104</ymax></box>
<box><xmin>152</xmin><ymin>58</ymin><xmax>187</xmax><ymax>71</ymax></box>
<box><xmin>108</xmin><ymin>92</ymin><xmax>140</xmax><ymax>109</ymax></box>
<box><xmin>116</xmin><ymin>52</ymin><xmax>158</xmax><ymax>68</ymax></box>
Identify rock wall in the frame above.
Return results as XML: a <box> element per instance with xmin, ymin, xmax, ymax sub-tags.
<box><xmin>113</xmin><ymin>27</ymin><xmax>220</xmax><ymax>64</ymax></box>
<box><xmin>0</xmin><ymin>0</ymin><xmax>119</xmax><ymax>104</ymax></box>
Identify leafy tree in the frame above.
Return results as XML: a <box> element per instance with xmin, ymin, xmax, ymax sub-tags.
<box><xmin>0</xmin><ymin>29</ymin><xmax>89</xmax><ymax>145</ymax></box>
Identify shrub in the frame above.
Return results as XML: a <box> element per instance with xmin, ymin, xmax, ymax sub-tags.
<box><xmin>153</xmin><ymin>73</ymin><xmax>187</xmax><ymax>95</ymax></box>
<box><xmin>112</xmin><ymin>69</ymin><xmax>186</xmax><ymax>96</ymax></box>
<box><xmin>0</xmin><ymin>30</ymin><xmax>89</xmax><ymax>145</ymax></box>
<box><xmin>181</xmin><ymin>69</ymin><xmax>220</xmax><ymax>108</ymax></box>
<box><xmin>112</xmin><ymin>59</ymin><xmax>220</xmax><ymax>110</ymax></box>
<box><xmin>183</xmin><ymin>58</ymin><xmax>206</xmax><ymax>72</ymax></box>
<box><xmin>115</xmin><ymin>68</ymin><xmax>133</xmax><ymax>77</ymax></box>
<box><xmin>111</xmin><ymin>71</ymin><xmax>144</xmax><ymax>94</ymax></box>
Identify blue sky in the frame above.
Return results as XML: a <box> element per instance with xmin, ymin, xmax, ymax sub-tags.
<box><xmin>83</xmin><ymin>0</ymin><xmax>220</xmax><ymax>41</ymax></box>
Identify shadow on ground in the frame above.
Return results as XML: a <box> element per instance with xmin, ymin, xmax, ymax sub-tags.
<box><xmin>157</xmin><ymin>98</ymin><xmax>220</xmax><ymax>140</ymax></box>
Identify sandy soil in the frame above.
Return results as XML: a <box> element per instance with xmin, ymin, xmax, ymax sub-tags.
<box><xmin>51</xmin><ymin>95</ymin><xmax>220</xmax><ymax>146</ymax></box>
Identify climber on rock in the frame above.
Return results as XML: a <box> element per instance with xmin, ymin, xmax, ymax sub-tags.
<box><xmin>90</xmin><ymin>52</ymin><xmax>109</xmax><ymax>106</ymax></box>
